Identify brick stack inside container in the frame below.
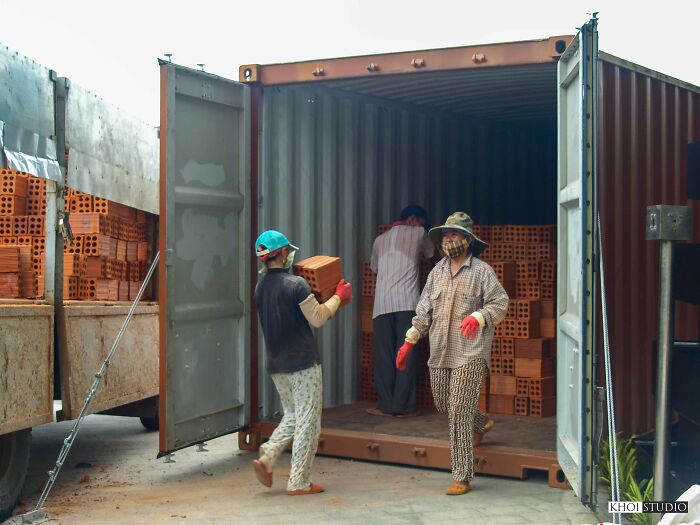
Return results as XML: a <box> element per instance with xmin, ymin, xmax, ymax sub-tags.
<box><xmin>0</xmin><ymin>169</ymin><xmax>46</xmax><ymax>299</ymax></box>
<box><xmin>476</xmin><ymin>224</ymin><xmax>557</xmax><ymax>418</ymax></box>
<box><xmin>65</xmin><ymin>187</ymin><xmax>155</xmax><ymax>301</ymax></box>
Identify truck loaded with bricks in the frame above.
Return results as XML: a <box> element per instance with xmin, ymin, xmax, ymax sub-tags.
<box><xmin>0</xmin><ymin>43</ymin><xmax>160</xmax><ymax>519</ymax></box>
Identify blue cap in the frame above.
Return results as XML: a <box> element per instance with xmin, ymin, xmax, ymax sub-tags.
<box><xmin>255</xmin><ymin>230</ymin><xmax>299</xmax><ymax>257</ymax></box>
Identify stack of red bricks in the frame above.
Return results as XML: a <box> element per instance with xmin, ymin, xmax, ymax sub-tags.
<box><xmin>358</xmin><ymin>252</ymin><xmax>378</xmax><ymax>403</ymax></box>
<box><xmin>63</xmin><ymin>188</ymin><xmax>154</xmax><ymax>301</ymax></box>
<box><xmin>474</xmin><ymin>224</ymin><xmax>557</xmax><ymax>418</ymax></box>
<box><xmin>0</xmin><ymin>169</ymin><xmax>46</xmax><ymax>299</ymax></box>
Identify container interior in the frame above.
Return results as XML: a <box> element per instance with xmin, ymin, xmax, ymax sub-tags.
<box><xmin>257</xmin><ymin>62</ymin><xmax>561</xmax><ymax>452</ymax></box>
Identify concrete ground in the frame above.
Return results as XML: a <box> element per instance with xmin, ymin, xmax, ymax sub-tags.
<box><xmin>8</xmin><ymin>414</ymin><xmax>599</xmax><ymax>525</ymax></box>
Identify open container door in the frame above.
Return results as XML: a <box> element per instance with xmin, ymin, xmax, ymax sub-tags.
<box><xmin>556</xmin><ymin>18</ymin><xmax>598</xmax><ymax>502</ymax></box>
<box><xmin>158</xmin><ymin>61</ymin><xmax>251</xmax><ymax>455</ymax></box>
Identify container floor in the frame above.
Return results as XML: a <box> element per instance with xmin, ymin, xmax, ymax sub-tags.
<box><xmin>321</xmin><ymin>402</ymin><xmax>556</xmax><ymax>452</ymax></box>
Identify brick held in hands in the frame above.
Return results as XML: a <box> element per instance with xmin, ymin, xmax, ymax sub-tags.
<box><xmin>0</xmin><ymin>246</ymin><xmax>20</xmax><ymax>272</ymax></box>
<box><xmin>489</xmin><ymin>374</ymin><xmax>516</xmax><ymax>395</ymax></box>
<box><xmin>1</xmin><ymin>170</ymin><xmax>28</xmax><ymax>196</ymax></box>
<box><xmin>514</xmin><ymin>338</ymin><xmax>554</xmax><ymax>359</ymax></box>
<box><xmin>0</xmin><ymin>273</ymin><xmax>20</xmax><ymax>298</ymax></box>
<box><xmin>515</xmin><ymin>357</ymin><xmax>555</xmax><ymax>378</ymax></box>
<box><xmin>540</xmin><ymin>318</ymin><xmax>556</xmax><ymax>338</ymax></box>
<box><xmin>0</xmin><ymin>195</ymin><xmax>26</xmax><ymax>215</ymax></box>
<box><xmin>529</xmin><ymin>376</ymin><xmax>556</xmax><ymax>399</ymax></box>
<box><xmin>489</xmin><ymin>394</ymin><xmax>515</xmax><ymax>415</ymax></box>
<box><xmin>516</xmin><ymin>377</ymin><xmax>530</xmax><ymax>397</ymax></box>
<box><xmin>515</xmin><ymin>395</ymin><xmax>529</xmax><ymax>416</ymax></box>
<box><xmin>292</xmin><ymin>256</ymin><xmax>343</xmax><ymax>293</ymax></box>
<box><xmin>530</xmin><ymin>396</ymin><xmax>556</xmax><ymax>417</ymax></box>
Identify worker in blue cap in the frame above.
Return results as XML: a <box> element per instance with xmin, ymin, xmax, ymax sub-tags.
<box><xmin>252</xmin><ymin>230</ymin><xmax>352</xmax><ymax>496</ymax></box>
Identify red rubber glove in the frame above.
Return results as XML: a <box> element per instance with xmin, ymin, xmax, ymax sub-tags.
<box><xmin>460</xmin><ymin>316</ymin><xmax>480</xmax><ymax>339</ymax></box>
<box><xmin>396</xmin><ymin>341</ymin><xmax>414</xmax><ymax>371</ymax></box>
<box><xmin>334</xmin><ymin>278</ymin><xmax>352</xmax><ymax>303</ymax></box>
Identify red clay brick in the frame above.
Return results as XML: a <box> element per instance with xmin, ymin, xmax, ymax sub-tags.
<box><xmin>516</xmin><ymin>299</ymin><xmax>541</xmax><ymax>320</ymax></box>
<box><xmin>514</xmin><ymin>338</ymin><xmax>555</xmax><ymax>359</ymax></box>
<box><xmin>489</xmin><ymin>374</ymin><xmax>516</xmax><ymax>395</ymax></box>
<box><xmin>540</xmin><ymin>299</ymin><xmax>555</xmax><ymax>318</ymax></box>
<box><xmin>516</xmin><ymin>261</ymin><xmax>539</xmax><ymax>281</ymax></box>
<box><xmin>491</xmin><ymin>261</ymin><xmax>516</xmax><ymax>283</ymax></box>
<box><xmin>515</xmin><ymin>318</ymin><xmax>540</xmax><ymax>339</ymax></box>
<box><xmin>502</xmin><ymin>319</ymin><xmax>517</xmax><ymax>338</ymax></box>
<box><xmin>500</xmin><ymin>338</ymin><xmax>514</xmax><ymax>356</ymax></box>
<box><xmin>491</xmin><ymin>337</ymin><xmax>501</xmax><ymax>356</ymax></box>
<box><xmin>515</xmin><ymin>357</ymin><xmax>555</xmax><ymax>378</ymax></box>
<box><xmin>540</xmin><ymin>318</ymin><xmax>556</xmax><ymax>338</ymax></box>
<box><xmin>530</xmin><ymin>396</ymin><xmax>556</xmax><ymax>417</ymax></box>
<box><xmin>506</xmin><ymin>299</ymin><xmax>517</xmax><ymax>319</ymax></box>
<box><xmin>529</xmin><ymin>376</ymin><xmax>556</xmax><ymax>398</ymax></box>
<box><xmin>489</xmin><ymin>394</ymin><xmax>514</xmax><ymax>415</ymax></box>
<box><xmin>516</xmin><ymin>377</ymin><xmax>530</xmax><ymax>397</ymax></box>
<box><xmin>490</xmin><ymin>356</ymin><xmax>502</xmax><ymax>375</ymax></box>
<box><xmin>515</xmin><ymin>395</ymin><xmax>529</xmax><ymax>416</ymax></box>
<box><xmin>501</xmin><ymin>356</ymin><xmax>515</xmax><ymax>376</ymax></box>
<box><xmin>540</xmin><ymin>281</ymin><xmax>555</xmax><ymax>300</ymax></box>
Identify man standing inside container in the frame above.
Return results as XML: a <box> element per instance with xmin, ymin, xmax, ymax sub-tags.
<box><xmin>396</xmin><ymin>212</ymin><xmax>508</xmax><ymax>495</ymax></box>
<box><xmin>367</xmin><ymin>205</ymin><xmax>434</xmax><ymax>418</ymax></box>
<box><xmin>252</xmin><ymin>230</ymin><xmax>352</xmax><ymax>495</ymax></box>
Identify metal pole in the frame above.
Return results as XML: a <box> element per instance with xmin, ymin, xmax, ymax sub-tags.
<box><xmin>645</xmin><ymin>204</ymin><xmax>691</xmax><ymax>525</ymax></box>
<box><xmin>653</xmin><ymin>240</ymin><xmax>674</xmax><ymax>507</ymax></box>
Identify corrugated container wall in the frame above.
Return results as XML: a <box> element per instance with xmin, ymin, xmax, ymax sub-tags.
<box><xmin>598</xmin><ymin>55</ymin><xmax>700</xmax><ymax>435</ymax></box>
<box><xmin>256</xmin><ymin>84</ymin><xmax>556</xmax><ymax>417</ymax></box>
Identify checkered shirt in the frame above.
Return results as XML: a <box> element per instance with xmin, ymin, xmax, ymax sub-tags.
<box><xmin>412</xmin><ymin>254</ymin><xmax>509</xmax><ymax>368</ymax></box>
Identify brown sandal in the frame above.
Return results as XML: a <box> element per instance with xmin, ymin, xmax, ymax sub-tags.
<box><xmin>288</xmin><ymin>483</ymin><xmax>324</xmax><ymax>495</ymax></box>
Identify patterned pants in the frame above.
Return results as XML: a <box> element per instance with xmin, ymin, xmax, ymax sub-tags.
<box><xmin>430</xmin><ymin>359</ymin><xmax>488</xmax><ymax>483</ymax></box>
<box><xmin>260</xmin><ymin>364</ymin><xmax>323</xmax><ymax>491</ymax></box>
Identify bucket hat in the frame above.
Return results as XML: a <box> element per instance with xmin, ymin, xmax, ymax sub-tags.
<box><xmin>428</xmin><ymin>212</ymin><xmax>488</xmax><ymax>256</ymax></box>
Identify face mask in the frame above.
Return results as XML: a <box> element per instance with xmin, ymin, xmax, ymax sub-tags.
<box><xmin>284</xmin><ymin>249</ymin><xmax>296</xmax><ymax>269</ymax></box>
<box><xmin>441</xmin><ymin>237</ymin><xmax>469</xmax><ymax>258</ymax></box>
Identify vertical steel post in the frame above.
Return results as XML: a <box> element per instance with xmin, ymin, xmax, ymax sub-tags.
<box><xmin>646</xmin><ymin>205</ymin><xmax>692</xmax><ymax>524</ymax></box>
<box><xmin>653</xmin><ymin>238</ymin><xmax>674</xmax><ymax>507</ymax></box>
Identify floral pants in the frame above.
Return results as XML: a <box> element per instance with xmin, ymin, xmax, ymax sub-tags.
<box><xmin>259</xmin><ymin>364</ymin><xmax>322</xmax><ymax>491</ymax></box>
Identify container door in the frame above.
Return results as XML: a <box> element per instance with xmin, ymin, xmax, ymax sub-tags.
<box><xmin>158</xmin><ymin>62</ymin><xmax>251</xmax><ymax>455</ymax></box>
<box><xmin>556</xmin><ymin>18</ymin><xmax>598</xmax><ymax>502</ymax></box>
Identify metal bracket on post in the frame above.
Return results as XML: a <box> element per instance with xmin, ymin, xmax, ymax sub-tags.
<box><xmin>646</xmin><ymin>205</ymin><xmax>692</xmax><ymax>520</ymax></box>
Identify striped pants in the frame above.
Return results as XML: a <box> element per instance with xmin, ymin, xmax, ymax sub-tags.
<box><xmin>430</xmin><ymin>359</ymin><xmax>488</xmax><ymax>483</ymax></box>
<box><xmin>259</xmin><ymin>364</ymin><xmax>323</xmax><ymax>491</ymax></box>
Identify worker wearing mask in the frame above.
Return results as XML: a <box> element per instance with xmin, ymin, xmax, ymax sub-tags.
<box><xmin>396</xmin><ymin>212</ymin><xmax>508</xmax><ymax>495</ymax></box>
<box><xmin>367</xmin><ymin>205</ymin><xmax>434</xmax><ymax>418</ymax></box>
<box><xmin>252</xmin><ymin>230</ymin><xmax>352</xmax><ymax>495</ymax></box>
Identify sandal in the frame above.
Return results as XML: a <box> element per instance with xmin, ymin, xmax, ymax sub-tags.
<box><xmin>253</xmin><ymin>459</ymin><xmax>272</xmax><ymax>488</ymax></box>
<box><xmin>288</xmin><ymin>483</ymin><xmax>324</xmax><ymax>495</ymax></box>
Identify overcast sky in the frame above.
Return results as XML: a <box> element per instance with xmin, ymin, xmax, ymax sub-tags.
<box><xmin>2</xmin><ymin>0</ymin><xmax>698</xmax><ymax>125</ymax></box>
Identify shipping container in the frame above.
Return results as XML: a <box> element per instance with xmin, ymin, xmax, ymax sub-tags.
<box><xmin>0</xmin><ymin>43</ymin><xmax>160</xmax><ymax>519</ymax></box>
<box><xmin>157</xmin><ymin>17</ymin><xmax>700</xmax><ymax>514</ymax></box>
